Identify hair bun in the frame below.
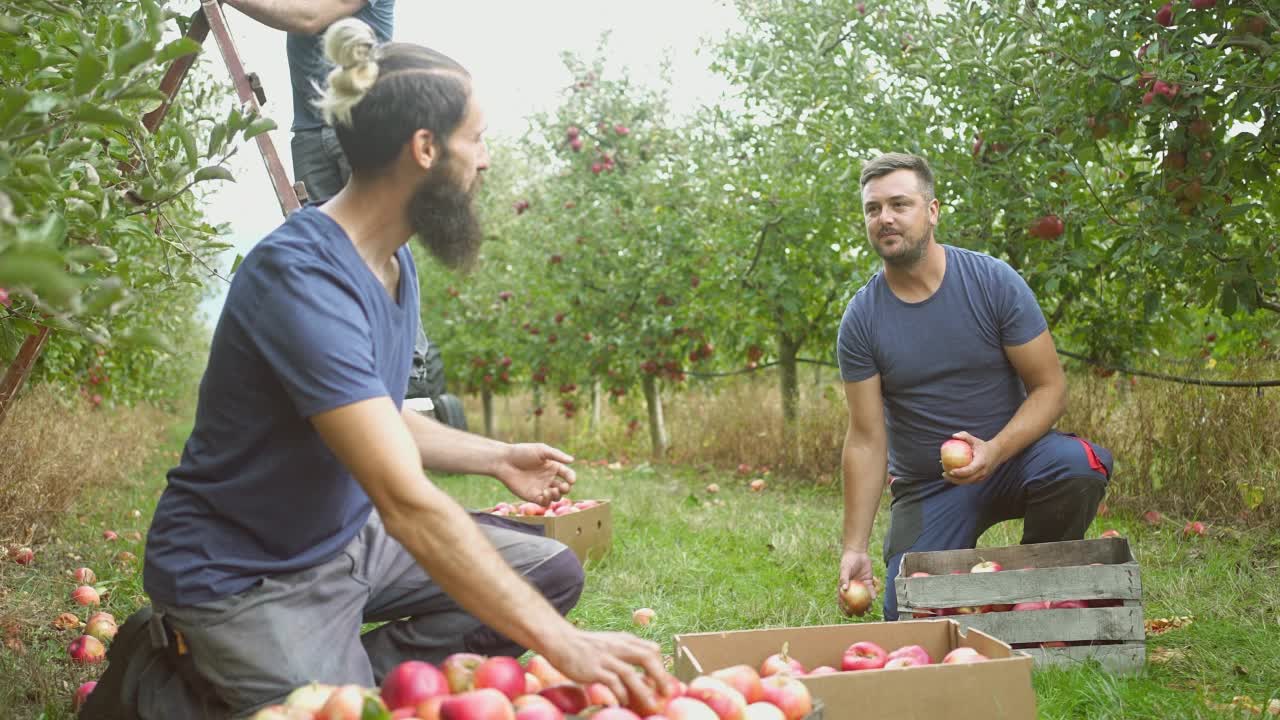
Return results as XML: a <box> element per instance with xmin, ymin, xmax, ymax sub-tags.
<box><xmin>313</xmin><ymin>18</ymin><xmax>380</xmax><ymax>128</ymax></box>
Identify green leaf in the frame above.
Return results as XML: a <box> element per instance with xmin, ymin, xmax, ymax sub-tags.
<box><xmin>194</xmin><ymin>165</ymin><xmax>235</xmax><ymax>183</ymax></box>
<box><xmin>73</xmin><ymin>52</ymin><xmax>106</xmax><ymax>96</ymax></box>
<box><xmin>0</xmin><ymin>253</ymin><xmax>80</xmax><ymax>305</ymax></box>
<box><xmin>0</xmin><ymin>14</ymin><xmax>20</xmax><ymax>34</ymax></box>
<box><xmin>155</xmin><ymin>36</ymin><xmax>201</xmax><ymax>65</ymax></box>
<box><xmin>229</xmin><ymin>253</ymin><xmax>245</xmax><ymax>275</ymax></box>
<box><xmin>0</xmin><ymin>87</ymin><xmax>30</xmax><ymax>127</ymax></box>
<box><xmin>207</xmin><ymin>123</ymin><xmax>227</xmax><ymax>158</ymax></box>
<box><xmin>110</xmin><ymin>37</ymin><xmax>155</xmax><ymax>75</ymax></box>
<box><xmin>177</xmin><ymin>125</ymin><xmax>199</xmax><ymax>169</ymax></box>
<box><xmin>24</xmin><ymin>213</ymin><xmax>68</xmax><ymax>246</ymax></box>
<box><xmin>241</xmin><ymin>117</ymin><xmax>277</xmax><ymax>141</ymax></box>
<box><xmin>72</xmin><ymin>104</ymin><xmax>135</xmax><ymax>128</ymax></box>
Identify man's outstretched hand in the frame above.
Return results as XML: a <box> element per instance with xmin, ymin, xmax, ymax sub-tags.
<box><xmin>496</xmin><ymin>443</ymin><xmax>575</xmax><ymax>505</ymax></box>
<box><xmin>543</xmin><ymin>629</ymin><xmax>677</xmax><ymax>710</ymax></box>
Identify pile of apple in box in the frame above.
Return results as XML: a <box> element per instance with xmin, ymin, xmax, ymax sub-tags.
<box><xmin>675</xmin><ymin>619</ymin><xmax>1036</xmax><ymax>720</ymax></box>
<box><xmin>250</xmin><ymin>650</ymin><xmax>821</xmax><ymax>720</ymax></box>
<box><xmin>482</xmin><ymin>499</ymin><xmax>613</xmax><ymax>565</ymax></box>
<box><xmin>894</xmin><ymin>537</ymin><xmax>1145</xmax><ymax>674</ymax></box>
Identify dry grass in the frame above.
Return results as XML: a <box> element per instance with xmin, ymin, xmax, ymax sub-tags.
<box><xmin>466</xmin><ymin>364</ymin><xmax>1280</xmax><ymax>527</ymax></box>
<box><xmin>0</xmin><ymin>384</ymin><xmax>176</xmax><ymax>547</ymax></box>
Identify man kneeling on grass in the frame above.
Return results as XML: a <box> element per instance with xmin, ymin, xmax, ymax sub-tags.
<box><xmin>835</xmin><ymin>153</ymin><xmax>1115</xmax><ymax>620</ymax></box>
<box><xmin>89</xmin><ymin>19</ymin><xmax>671</xmax><ymax>718</ymax></box>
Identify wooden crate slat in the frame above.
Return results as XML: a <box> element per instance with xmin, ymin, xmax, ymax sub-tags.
<box><xmin>900</xmin><ymin>537</ymin><xmax>1135</xmax><ymax>575</ymax></box>
<box><xmin>935</xmin><ymin>608</ymin><xmax>1145</xmax><ymax>643</ymax></box>
<box><xmin>1019</xmin><ymin>643</ymin><xmax>1146</xmax><ymax>675</ymax></box>
<box><xmin>896</xmin><ymin>564</ymin><xmax>1141</xmax><ymax>607</ymax></box>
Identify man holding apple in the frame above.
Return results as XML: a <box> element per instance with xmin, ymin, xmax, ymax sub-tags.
<box><xmin>835</xmin><ymin>153</ymin><xmax>1114</xmax><ymax>620</ymax></box>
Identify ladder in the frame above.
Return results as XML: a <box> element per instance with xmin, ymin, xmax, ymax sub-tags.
<box><xmin>0</xmin><ymin>0</ymin><xmax>304</xmax><ymax>425</ymax></box>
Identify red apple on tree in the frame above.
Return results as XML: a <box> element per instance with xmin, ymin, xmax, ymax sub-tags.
<box><xmin>1155</xmin><ymin>2</ymin><xmax>1174</xmax><ymax>26</ymax></box>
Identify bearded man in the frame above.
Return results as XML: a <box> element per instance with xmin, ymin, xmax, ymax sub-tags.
<box><xmin>120</xmin><ymin>19</ymin><xmax>670</xmax><ymax>718</ymax></box>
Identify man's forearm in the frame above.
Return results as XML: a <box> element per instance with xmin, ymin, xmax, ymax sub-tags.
<box><xmin>842</xmin><ymin>431</ymin><xmax>888</xmax><ymax>553</ymax></box>
<box><xmin>989</xmin><ymin>383</ymin><xmax>1067</xmax><ymax>465</ymax></box>
<box><xmin>383</xmin><ymin>483</ymin><xmax>569</xmax><ymax>654</ymax></box>
<box><xmin>402</xmin><ymin>408</ymin><xmax>508</xmax><ymax>476</ymax></box>
<box><xmin>223</xmin><ymin>0</ymin><xmax>364</xmax><ymax>35</ymax></box>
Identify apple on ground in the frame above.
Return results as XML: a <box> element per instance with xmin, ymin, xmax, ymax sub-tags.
<box><xmin>841</xmin><ymin>641</ymin><xmax>887</xmax><ymax>671</ymax></box>
<box><xmin>474</xmin><ymin>656</ymin><xmax>526</xmax><ymax>700</ymax></box>
<box><xmin>633</xmin><ymin>607</ymin><xmax>656</xmax><ymax>626</ymax></box>
<box><xmin>1183</xmin><ymin>521</ymin><xmax>1206</xmax><ymax>537</ymax></box>
<box><xmin>710</xmin><ymin>665</ymin><xmax>765</xmax><ymax>704</ymax></box>
<box><xmin>750</xmin><ymin>479</ymin><xmax>766</xmax><ymax>492</ymax></box>
<box><xmin>706</xmin><ymin>483</ymin><xmax>720</xmax><ymax>494</ymax></box>
<box><xmin>68</xmin><ymin>635</ymin><xmax>105</xmax><ymax>664</ymax></box>
<box><xmin>72</xmin><ymin>567</ymin><xmax>96</xmax><ymax>583</ymax></box>
<box><xmin>758</xmin><ymin>675</ymin><xmax>812</xmax><ymax>720</ymax></box>
<box><xmin>85</xmin><ymin>612</ymin><xmax>118</xmax><ymax>642</ymax></box>
<box><xmin>71</xmin><ymin>585</ymin><xmax>100</xmax><ymax>607</ymax></box>
<box><xmin>1142</xmin><ymin>510</ymin><xmax>1162</xmax><ymax>525</ymax></box>
<box><xmin>10</xmin><ymin>546</ymin><xmax>34</xmax><ymax>565</ymax></box>
<box><xmin>73</xmin><ymin>681</ymin><xmax>97</xmax><ymax>711</ymax></box>
<box><xmin>53</xmin><ymin>612</ymin><xmax>82</xmax><ymax>630</ymax></box>
<box><xmin>840</xmin><ymin>579</ymin><xmax>872</xmax><ymax>617</ymax></box>
<box><xmin>440</xmin><ymin>689</ymin><xmax>514</xmax><ymax>720</ymax></box>
<box><xmin>942</xmin><ymin>647</ymin><xmax>989</xmax><ymax>664</ymax></box>
<box><xmin>939</xmin><ymin>439</ymin><xmax>973</xmax><ymax>472</ymax></box>
<box><xmin>103</xmin><ymin>530</ymin><xmax>118</xmax><ymax>541</ymax></box>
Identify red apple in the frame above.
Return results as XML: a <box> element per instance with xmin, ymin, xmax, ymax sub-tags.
<box><xmin>942</xmin><ymin>647</ymin><xmax>989</xmax><ymax>664</ymax></box>
<box><xmin>10</xmin><ymin>546</ymin><xmax>34</xmax><ymax>565</ymax></box>
<box><xmin>595</xmin><ymin>710</ymin><xmax>642</xmax><ymax>720</ymax></box>
<box><xmin>805</xmin><ymin>666</ymin><xmax>837</xmax><ymax>676</ymax></box>
<box><xmin>68</xmin><ymin>635</ymin><xmax>105</xmax><ymax>664</ymax></box>
<box><xmin>85</xmin><ymin>612</ymin><xmax>118</xmax><ymax>642</ymax></box>
<box><xmin>758</xmin><ymin>675</ymin><xmax>812</xmax><ymax>720</ymax></box>
<box><xmin>523</xmin><ymin>673</ymin><xmax>542</xmax><ymax>695</ymax></box>
<box><xmin>737</xmin><ymin>463</ymin><xmax>752</xmax><ymax>475</ymax></box>
<box><xmin>474</xmin><ymin>656</ymin><xmax>526</xmax><ymax>700</ymax></box>
<box><xmin>709</xmin><ymin>665</ymin><xmax>764</xmax><ymax>704</ymax></box>
<box><xmin>1142</xmin><ymin>510</ymin><xmax>1162</xmax><ymax>525</ymax></box>
<box><xmin>382</xmin><ymin>660</ymin><xmax>450</xmax><ymax>710</ymax></box>
<box><xmin>971</xmin><ymin>560</ymin><xmax>1003</xmax><ymax>573</ymax></box>
<box><xmin>540</xmin><ymin>684</ymin><xmax>589</xmax><ymax>714</ymax></box>
<box><xmin>73</xmin><ymin>680</ymin><xmax>97</xmax><ymax>711</ymax></box>
<box><xmin>939</xmin><ymin>439</ymin><xmax>973</xmax><ymax>471</ymax></box>
<box><xmin>1049</xmin><ymin>600</ymin><xmax>1089</xmax><ymax>610</ymax></box>
<box><xmin>526</xmin><ymin>656</ymin><xmax>570</xmax><ymax>689</ymax></box>
<box><xmin>664</xmin><ymin>697</ymin><xmax>720</xmax><ymax>720</ymax></box>
<box><xmin>416</xmin><ymin>696</ymin><xmax>448</xmax><ymax>720</ymax></box>
<box><xmin>71</xmin><ymin>585</ymin><xmax>100</xmax><ymax>607</ymax></box>
<box><xmin>440</xmin><ymin>689</ymin><xmax>515</xmax><ymax>720</ymax></box>
<box><xmin>102</xmin><ymin>530</ymin><xmax>118</xmax><ymax>541</ymax></box>
<box><xmin>587</xmin><ymin>683</ymin><xmax>620</xmax><ymax>708</ymax></box>
<box><xmin>686</xmin><ymin>676</ymin><xmax>747</xmax><ymax>720</ymax></box>
<box><xmin>705</xmin><ymin>483</ymin><xmax>720</xmax><ymax>494</ymax></box>
<box><xmin>841</xmin><ymin>641</ymin><xmax>887</xmax><ymax>671</ymax></box>
<box><xmin>72</xmin><ymin>567</ymin><xmax>96</xmax><ymax>583</ymax></box>
<box><xmin>1100</xmin><ymin>529</ymin><xmax>1121</xmax><ymax>539</ymax></box>
<box><xmin>442</xmin><ymin>652</ymin><xmax>486</xmax><ymax>694</ymax></box>
<box><xmin>1012</xmin><ymin>601</ymin><xmax>1051</xmax><ymax>611</ymax></box>
<box><xmin>1155</xmin><ymin>2</ymin><xmax>1174</xmax><ymax>26</ymax></box>
<box><xmin>633</xmin><ymin>607</ymin><xmax>656</xmax><ymax>626</ymax></box>
<box><xmin>1183</xmin><ymin>521</ymin><xmax>1206</xmax><ymax>537</ymax></box>
<box><xmin>626</xmin><ymin>674</ymin><xmax>683</xmax><ymax>716</ymax></box>
<box><xmin>759</xmin><ymin>649</ymin><xmax>805</xmax><ymax>678</ymax></box>
<box><xmin>839</xmin><ymin>579</ymin><xmax>873</xmax><ymax>617</ymax></box>
<box><xmin>887</xmin><ymin>645</ymin><xmax>932</xmax><ymax>666</ymax></box>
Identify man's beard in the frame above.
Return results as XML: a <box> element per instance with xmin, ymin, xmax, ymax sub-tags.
<box><xmin>876</xmin><ymin>225</ymin><xmax>931</xmax><ymax>269</ymax></box>
<box><xmin>408</xmin><ymin>162</ymin><xmax>484</xmax><ymax>271</ymax></box>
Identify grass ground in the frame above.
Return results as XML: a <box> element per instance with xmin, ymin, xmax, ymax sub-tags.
<box><xmin>2</xmin><ymin>420</ymin><xmax>1278</xmax><ymax>719</ymax></box>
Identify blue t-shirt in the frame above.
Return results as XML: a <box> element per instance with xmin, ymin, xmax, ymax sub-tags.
<box><xmin>287</xmin><ymin>0</ymin><xmax>396</xmax><ymax>132</ymax></box>
<box><xmin>836</xmin><ymin>245</ymin><xmax>1048</xmax><ymax>483</ymax></box>
<box><xmin>144</xmin><ymin>208</ymin><xmax>418</xmax><ymax>606</ymax></box>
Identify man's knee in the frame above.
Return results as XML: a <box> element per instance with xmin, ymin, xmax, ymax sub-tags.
<box><xmin>526</xmin><ymin>547</ymin><xmax>584</xmax><ymax>616</ymax></box>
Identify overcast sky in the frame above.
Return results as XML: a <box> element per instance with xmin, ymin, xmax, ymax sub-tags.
<box><xmin>194</xmin><ymin>1</ymin><xmax>743</xmax><ymax>322</ymax></box>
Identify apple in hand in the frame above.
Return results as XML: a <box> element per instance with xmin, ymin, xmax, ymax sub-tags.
<box><xmin>841</xmin><ymin>641</ymin><xmax>887</xmax><ymax>671</ymax></box>
<box><xmin>940</xmin><ymin>439</ymin><xmax>973</xmax><ymax>472</ymax></box>
<box><xmin>840</xmin><ymin>580</ymin><xmax>873</xmax><ymax>617</ymax></box>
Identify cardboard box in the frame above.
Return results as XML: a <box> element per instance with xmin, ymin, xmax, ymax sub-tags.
<box><xmin>674</xmin><ymin>620</ymin><xmax>1036</xmax><ymax>720</ymax></box>
<box><xmin>894</xmin><ymin>538</ymin><xmax>1144</xmax><ymax>674</ymax></box>
<box><xmin>504</xmin><ymin>500</ymin><xmax>613</xmax><ymax>565</ymax></box>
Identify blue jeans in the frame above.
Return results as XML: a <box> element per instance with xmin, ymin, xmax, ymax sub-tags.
<box><xmin>291</xmin><ymin>126</ymin><xmax>350</xmax><ymax>205</ymax></box>
<box><xmin>881</xmin><ymin>430</ymin><xmax>1113</xmax><ymax>619</ymax></box>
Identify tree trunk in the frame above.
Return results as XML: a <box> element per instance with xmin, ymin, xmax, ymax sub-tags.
<box><xmin>778</xmin><ymin>332</ymin><xmax>801</xmax><ymax>433</ymax></box>
<box><xmin>642</xmin><ymin>374</ymin><xmax>668</xmax><ymax>460</ymax></box>
<box><xmin>482</xmin><ymin>389</ymin><xmax>495</xmax><ymax>438</ymax></box>
<box><xmin>532</xmin><ymin>386</ymin><xmax>542</xmax><ymax>442</ymax></box>
<box><xmin>0</xmin><ymin>328</ymin><xmax>52</xmax><ymax>430</ymax></box>
<box><xmin>590</xmin><ymin>380</ymin><xmax>603</xmax><ymax>434</ymax></box>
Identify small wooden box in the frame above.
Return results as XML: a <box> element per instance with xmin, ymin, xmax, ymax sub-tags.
<box><xmin>894</xmin><ymin>538</ymin><xmax>1144</xmax><ymax>674</ymax></box>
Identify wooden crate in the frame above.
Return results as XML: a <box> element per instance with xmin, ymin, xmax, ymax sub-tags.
<box><xmin>894</xmin><ymin>538</ymin><xmax>1144</xmax><ymax>674</ymax></box>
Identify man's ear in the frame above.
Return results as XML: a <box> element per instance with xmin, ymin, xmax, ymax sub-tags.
<box><xmin>409</xmin><ymin>128</ymin><xmax>438</xmax><ymax>172</ymax></box>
